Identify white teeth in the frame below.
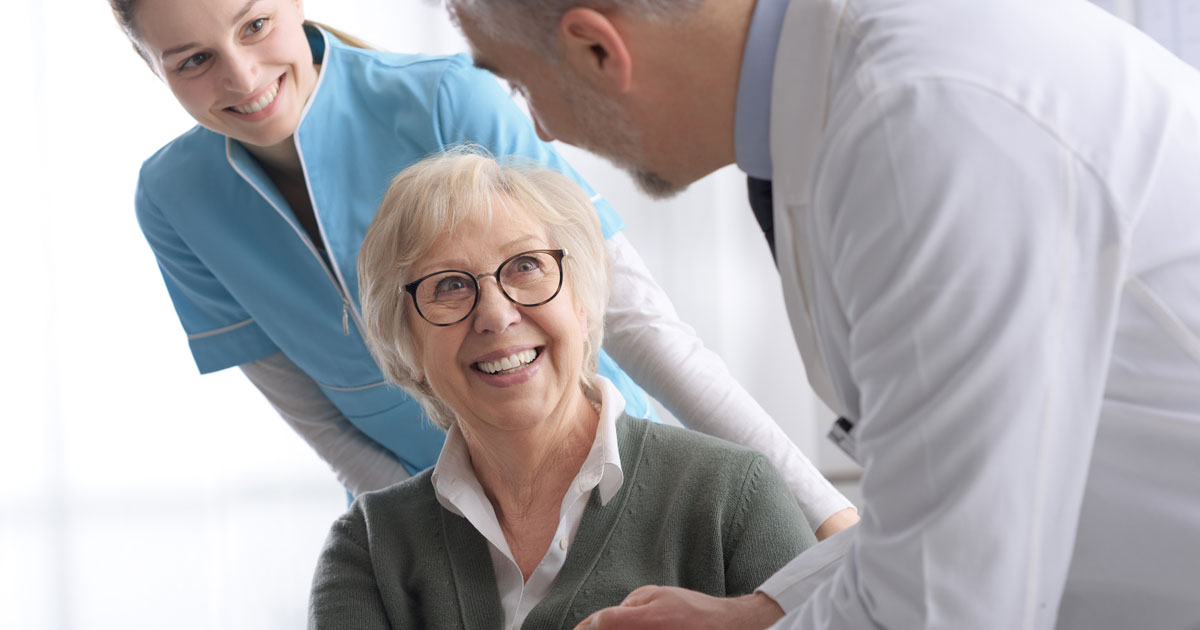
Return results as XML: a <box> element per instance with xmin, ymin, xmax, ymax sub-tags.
<box><xmin>476</xmin><ymin>349</ymin><xmax>538</xmax><ymax>375</ymax></box>
<box><xmin>231</xmin><ymin>78</ymin><xmax>280</xmax><ymax>114</ymax></box>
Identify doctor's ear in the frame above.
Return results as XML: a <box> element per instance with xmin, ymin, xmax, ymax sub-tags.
<box><xmin>558</xmin><ymin>8</ymin><xmax>634</xmax><ymax>93</ymax></box>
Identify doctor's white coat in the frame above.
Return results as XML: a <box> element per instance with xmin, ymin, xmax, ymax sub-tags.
<box><xmin>758</xmin><ymin>0</ymin><xmax>1200</xmax><ymax>628</ymax></box>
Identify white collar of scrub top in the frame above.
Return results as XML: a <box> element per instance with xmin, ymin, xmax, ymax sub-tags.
<box><xmin>764</xmin><ymin>0</ymin><xmax>849</xmax><ymax>415</ymax></box>
<box><xmin>430</xmin><ymin>374</ymin><xmax>626</xmax><ymax>553</ymax></box>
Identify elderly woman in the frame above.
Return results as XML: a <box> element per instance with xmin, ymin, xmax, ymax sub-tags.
<box><xmin>308</xmin><ymin>150</ymin><xmax>816</xmax><ymax>629</ymax></box>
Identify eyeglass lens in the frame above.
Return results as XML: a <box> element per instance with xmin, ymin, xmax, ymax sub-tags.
<box><xmin>413</xmin><ymin>251</ymin><xmax>563</xmax><ymax>325</ymax></box>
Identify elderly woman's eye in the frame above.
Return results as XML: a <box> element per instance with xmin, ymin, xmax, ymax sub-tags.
<box><xmin>432</xmin><ymin>276</ymin><xmax>471</xmax><ymax>299</ymax></box>
<box><xmin>511</xmin><ymin>256</ymin><xmax>545</xmax><ymax>274</ymax></box>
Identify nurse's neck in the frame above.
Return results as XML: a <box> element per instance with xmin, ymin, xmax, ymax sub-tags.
<box><xmin>246</xmin><ymin>137</ymin><xmax>322</xmax><ymax>248</ymax></box>
<box><xmin>246</xmin><ymin>138</ymin><xmax>305</xmax><ymax>183</ymax></box>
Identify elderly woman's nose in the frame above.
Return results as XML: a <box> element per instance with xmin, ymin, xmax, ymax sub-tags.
<box><xmin>472</xmin><ymin>278</ymin><xmax>521</xmax><ymax>334</ymax></box>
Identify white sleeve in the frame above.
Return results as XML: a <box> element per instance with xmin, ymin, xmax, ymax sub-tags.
<box><xmin>765</xmin><ymin>82</ymin><xmax>1121</xmax><ymax>628</ymax></box>
<box><xmin>603</xmin><ymin>231</ymin><xmax>852</xmax><ymax>531</ymax></box>
<box><xmin>240</xmin><ymin>352</ymin><xmax>410</xmax><ymax>496</ymax></box>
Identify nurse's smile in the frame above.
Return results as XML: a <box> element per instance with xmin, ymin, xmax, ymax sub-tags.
<box><xmin>224</xmin><ymin>72</ymin><xmax>284</xmax><ymax>120</ymax></box>
<box><xmin>225</xmin><ymin>73</ymin><xmax>285</xmax><ymax>119</ymax></box>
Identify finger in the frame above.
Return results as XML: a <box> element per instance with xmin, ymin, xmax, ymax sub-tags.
<box><xmin>620</xmin><ymin>584</ymin><xmax>666</xmax><ymax>607</ymax></box>
<box><xmin>577</xmin><ymin>586</ymin><xmax>671</xmax><ymax>629</ymax></box>
<box><xmin>576</xmin><ymin>604</ymin><xmax>657</xmax><ymax>630</ymax></box>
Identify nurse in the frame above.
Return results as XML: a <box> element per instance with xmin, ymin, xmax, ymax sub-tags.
<box><xmin>107</xmin><ymin>0</ymin><xmax>858</xmax><ymax>537</ymax></box>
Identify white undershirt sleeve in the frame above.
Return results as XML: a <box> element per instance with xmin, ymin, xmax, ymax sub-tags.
<box><xmin>603</xmin><ymin>231</ymin><xmax>852</xmax><ymax>531</ymax></box>
<box><xmin>240</xmin><ymin>352</ymin><xmax>410</xmax><ymax>496</ymax></box>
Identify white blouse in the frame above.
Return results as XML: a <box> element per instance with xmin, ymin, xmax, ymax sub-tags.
<box><xmin>430</xmin><ymin>377</ymin><xmax>626</xmax><ymax>630</ymax></box>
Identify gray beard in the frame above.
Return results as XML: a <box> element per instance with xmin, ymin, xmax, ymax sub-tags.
<box><xmin>557</xmin><ymin>71</ymin><xmax>686</xmax><ymax>200</ymax></box>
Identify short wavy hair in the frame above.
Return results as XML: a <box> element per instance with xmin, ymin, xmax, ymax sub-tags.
<box><xmin>446</xmin><ymin>0</ymin><xmax>705</xmax><ymax>57</ymax></box>
<box><xmin>358</xmin><ymin>146</ymin><xmax>610</xmax><ymax>430</ymax></box>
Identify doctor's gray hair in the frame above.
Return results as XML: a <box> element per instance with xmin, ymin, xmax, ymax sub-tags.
<box><xmin>358</xmin><ymin>146</ymin><xmax>610</xmax><ymax>430</ymax></box>
<box><xmin>446</xmin><ymin>0</ymin><xmax>705</xmax><ymax>57</ymax></box>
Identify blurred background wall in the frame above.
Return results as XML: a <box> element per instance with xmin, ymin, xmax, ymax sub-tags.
<box><xmin>0</xmin><ymin>0</ymin><xmax>1187</xmax><ymax>627</ymax></box>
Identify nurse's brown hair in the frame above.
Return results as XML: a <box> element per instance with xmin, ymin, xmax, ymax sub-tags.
<box><xmin>107</xmin><ymin>0</ymin><xmax>374</xmax><ymax>70</ymax></box>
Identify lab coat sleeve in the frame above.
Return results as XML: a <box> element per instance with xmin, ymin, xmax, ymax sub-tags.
<box><xmin>765</xmin><ymin>82</ymin><xmax>1122</xmax><ymax>628</ymax></box>
<box><xmin>240</xmin><ymin>352</ymin><xmax>410</xmax><ymax>496</ymax></box>
<box><xmin>605</xmin><ymin>232</ymin><xmax>853</xmax><ymax>532</ymax></box>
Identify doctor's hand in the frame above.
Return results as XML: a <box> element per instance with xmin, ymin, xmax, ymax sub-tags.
<box><xmin>574</xmin><ymin>586</ymin><xmax>784</xmax><ymax>630</ymax></box>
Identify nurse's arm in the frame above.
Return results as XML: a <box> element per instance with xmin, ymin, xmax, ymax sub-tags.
<box><xmin>603</xmin><ymin>232</ymin><xmax>856</xmax><ymax>538</ymax></box>
<box><xmin>240</xmin><ymin>352</ymin><xmax>410</xmax><ymax>496</ymax></box>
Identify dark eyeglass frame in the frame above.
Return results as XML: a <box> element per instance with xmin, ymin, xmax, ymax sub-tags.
<box><xmin>403</xmin><ymin>249</ymin><xmax>568</xmax><ymax>326</ymax></box>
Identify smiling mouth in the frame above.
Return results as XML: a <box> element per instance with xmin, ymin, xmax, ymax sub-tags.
<box><xmin>227</xmin><ymin>75</ymin><xmax>282</xmax><ymax>115</ymax></box>
<box><xmin>474</xmin><ymin>348</ymin><xmax>541</xmax><ymax>375</ymax></box>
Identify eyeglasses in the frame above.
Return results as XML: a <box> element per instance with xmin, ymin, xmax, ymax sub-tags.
<box><xmin>403</xmin><ymin>249</ymin><xmax>568</xmax><ymax>326</ymax></box>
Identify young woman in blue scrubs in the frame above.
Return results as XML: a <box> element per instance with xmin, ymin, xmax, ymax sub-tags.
<box><xmin>108</xmin><ymin>0</ymin><xmax>856</xmax><ymax>536</ymax></box>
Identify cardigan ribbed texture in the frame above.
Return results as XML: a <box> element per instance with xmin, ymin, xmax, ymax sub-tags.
<box><xmin>309</xmin><ymin>415</ymin><xmax>816</xmax><ymax>629</ymax></box>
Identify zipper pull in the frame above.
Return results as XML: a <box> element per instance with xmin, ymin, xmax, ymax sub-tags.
<box><xmin>342</xmin><ymin>303</ymin><xmax>349</xmax><ymax>336</ymax></box>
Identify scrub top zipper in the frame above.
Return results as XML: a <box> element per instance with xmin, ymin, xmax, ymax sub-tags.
<box><xmin>225</xmin><ymin>137</ymin><xmax>362</xmax><ymax>338</ymax></box>
<box><xmin>293</xmin><ymin>135</ymin><xmax>364</xmax><ymax>338</ymax></box>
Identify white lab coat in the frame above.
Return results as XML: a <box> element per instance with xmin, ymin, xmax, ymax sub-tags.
<box><xmin>758</xmin><ymin>0</ymin><xmax>1200</xmax><ymax>628</ymax></box>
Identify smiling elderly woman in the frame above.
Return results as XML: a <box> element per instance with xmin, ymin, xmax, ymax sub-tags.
<box><xmin>307</xmin><ymin>149</ymin><xmax>816</xmax><ymax>629</ymax></box>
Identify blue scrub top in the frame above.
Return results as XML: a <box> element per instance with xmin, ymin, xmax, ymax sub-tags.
<box><xmin>135</xmin><ymin>26</ymin><xmax>655</xmax><ymax>475</ymax></box>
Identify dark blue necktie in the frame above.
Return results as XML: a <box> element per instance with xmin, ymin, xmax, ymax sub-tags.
<box><xmin>747</xmin><ymin>176</ymin><xmax>777</xmax><ymax>264</ymax></box>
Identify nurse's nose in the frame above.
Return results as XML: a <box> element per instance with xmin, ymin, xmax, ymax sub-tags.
<box><xmin>222</xmin><ymin>50</ymin><xmax>261</xmax><ymax>95</ymax></box>
<box><xmin>472</xmin><ymin>277</ymin><xmax>521</xmax><ymax>335</ymax></box>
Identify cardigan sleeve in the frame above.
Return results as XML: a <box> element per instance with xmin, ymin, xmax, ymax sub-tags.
<box><xmin>309</xmin><ymin>508</ymin><xmax>392</xmax><ymax>630</ymax></box>
<box><xmin>723</xmin><ymin>454</ymin><xmax>818</xmax><ymax>596</ymax></box>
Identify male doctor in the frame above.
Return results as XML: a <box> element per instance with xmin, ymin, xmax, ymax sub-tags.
<box><xmin>443</xmin><ymin>0</ymin><xmax>1200</xmax><ymax>628</ymax></box>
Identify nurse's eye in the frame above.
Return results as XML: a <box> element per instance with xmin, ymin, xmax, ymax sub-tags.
<box><xmin>177</xmin><ymin>52</ymin><xmax>211</xmax><ymax>73</ymax></box>
<box><xmin>244</xmin><ymin>17</ymin><xmax>270</xmax><ymax>37</ymax></box>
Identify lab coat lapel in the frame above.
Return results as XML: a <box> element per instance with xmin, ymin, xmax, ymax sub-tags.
<box><xmin>770</xmin><ymin>0</ymin><xmax>847</xmax><ymax>416</ymax></box>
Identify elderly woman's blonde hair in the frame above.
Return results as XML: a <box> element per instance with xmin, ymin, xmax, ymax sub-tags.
<box><xmin>359</xmin><ymin>146</ymin><xmax>610</xmax><ymax>430</ymax></box>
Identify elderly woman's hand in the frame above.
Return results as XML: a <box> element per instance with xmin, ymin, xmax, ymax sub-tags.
<box><xmin>575</xmin><ymin>586</ymin><xmax>785</xmax><ymax>630</ymax></box>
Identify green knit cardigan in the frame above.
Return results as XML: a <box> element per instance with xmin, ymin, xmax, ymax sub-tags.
<box><xmin>308</xmin><ymin>415</ymin><xmax>817</xmax><ymax>629</ymax></box>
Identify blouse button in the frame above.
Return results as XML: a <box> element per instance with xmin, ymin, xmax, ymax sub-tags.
<box><xmin>559</xmin><ymin>537</ymin><xmax>568</xmax><ymax>550</ymax></box>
